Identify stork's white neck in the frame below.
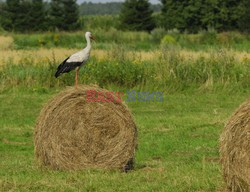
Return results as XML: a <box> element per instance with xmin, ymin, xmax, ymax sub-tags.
<box><xmin>86</xmin><ymin>35</ymin><xmax>91</xmax><ymax>50</ymax></box>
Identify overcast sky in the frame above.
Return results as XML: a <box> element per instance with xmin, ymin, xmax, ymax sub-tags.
<box><xmin>78</xmin><ymin>0</ymin><xmax>160</xmax><ymax>4</ymax></box>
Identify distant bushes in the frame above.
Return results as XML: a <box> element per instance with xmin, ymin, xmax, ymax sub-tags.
<box><xmin>161</xmin><ymin>35</ymin><xmax>177</xmax><ymax>45</ymax></box>
<box><xmin>9</xmin><ymin>30</ymin><xmax>250</xmax><ymax>51</ymax></box>
<box><xmin>180</xmin><ymin>31</ymin><xmax>249</xmax><ymax>49</ymax></box>
<box><xmin>151</xmin><ymin>28</ymin><xmax>166</xmax><ymax>43</ymax></box>
<box><xmin>12</xmin><ymin>30</ymin><xmax>153</xmax><ymax>50</ymax></box>
<box><xmin>13</xmin><ymin>33</ymin><xmax>86</xmax><ymax>49</ymax></box>
<box><xmin>155</xmin><ymin>30</ymin><xmax>250</xmax><ymax>50</ymax></box>
<box><xmin>216</xmin><ymin>32</ymin><xmax>246</xmax><ymax>45</ymax></box>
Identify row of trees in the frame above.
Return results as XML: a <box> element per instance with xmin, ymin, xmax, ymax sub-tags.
<box><xmin>79</xmin><ymin>2</ymin><xmax>122</xmax><ymax>16</ymax></box>
<box><xmin>79</xmin><ymin>2</ymin><xmax>161</xmax><ymax>16</ymax></box>
<box><xmin>0</xmin><ymin>0</ymin><xmax>249</xmax><ymax>33</ymax></box>
<box><xmin>161</xmin><ymin>0</ymin><xmax>250</xmax><ymax>33</ymax></box>
<box><xmin>0</xmin><ymin>0</ymin><xmax>80</xmax><ymax>32</ymax></box>
<box><xmin>120</xmin><ymin>0</ymin><xmax>250</xmax><ymax>33</ymax></box>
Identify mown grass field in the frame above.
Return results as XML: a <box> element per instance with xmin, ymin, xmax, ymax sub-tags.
<box><xmin>1</xmin><ymin>88</ymin><xmax>249</xmax><ymax>192</ymax></box>
<box><xmin>0</xmin><ymin>29</ymin><xmax>250</xmax><ymax>191</ymax></box>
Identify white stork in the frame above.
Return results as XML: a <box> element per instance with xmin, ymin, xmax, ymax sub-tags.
<box><xmin>55</xmin><ymin>32</ymin><xmax>95</xmax><ymax>87</ymax></box>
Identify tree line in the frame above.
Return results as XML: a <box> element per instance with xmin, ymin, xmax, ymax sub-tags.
<box><xmin>0</xmin><ymin>0</ymin><xmax>80</xmax><ymax>32</ymax></box>
<box><xmin>79</xmin><ymin>2</ymin><xmax>161</xmax><ymax>16</ymax></box>
<box><xmin>120</xmin><ymin>0</ymin><xmax>250</xmax><ymax>33</ymax></box>
<box><xmin>0</xmin><ymin>0</ymin><xmax>249</xmax><ymax>33</ymax></box>
<box><xmin>160</xmin><ymin>0</ymin><xmax>250</xmax><ymax>33</ymax></box>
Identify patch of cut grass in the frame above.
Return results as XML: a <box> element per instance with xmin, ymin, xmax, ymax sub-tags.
<box><xmin>0</xmin><ymin>88</ymin><xmax>249</xmax><ymax>191</ymax></box>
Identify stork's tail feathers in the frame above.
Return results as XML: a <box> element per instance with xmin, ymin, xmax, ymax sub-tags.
<box><xmin>55</xmin><ymin>64</ymin><xmax>63</xmax><ymax>78</ymax></box>
<box><xmin>55</xmin><ymin>71</ymin><xmax>61</xmax><ymax>78</ymax></box>
<box><xmin>55</xmin><ymin>58</ymin><xmax>82</xmax><ymax>78</ymax></box>
<box><xmin>55</xmin><ymin>57</ymin><xmax>69</xmax><ymax>78</ymax></box>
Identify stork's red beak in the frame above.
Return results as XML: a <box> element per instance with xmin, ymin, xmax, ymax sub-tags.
<box><xmin>90</xmin><ymin>35</ymin><xmax>95</xmax><ymax>41</ymax></box>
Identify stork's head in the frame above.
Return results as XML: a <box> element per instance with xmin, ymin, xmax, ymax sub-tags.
<box><xmin>85</xmin><ymin>32</ymin><xmax>95</xmax><ymax>41</ymax></box>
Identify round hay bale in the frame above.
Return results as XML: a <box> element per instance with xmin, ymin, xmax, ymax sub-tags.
<box><xmin>220</xmin><ymin>99</ymin><xmax>250</xmax><ymax>192</ymax></box>
<box><xmin>34</xmin><ymin>85</ymin><xmax>137</xmax><ymax>171</ymax></box>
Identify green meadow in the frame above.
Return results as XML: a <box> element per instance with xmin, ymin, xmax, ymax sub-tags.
<box><xmin>0</xmin><ymin>88</ymin><xmax>249</xmax><ymax>191</ymax></box>
<box><xmin>0</xmin><ymin>22</ymin><xmax>250</xmax><ymax>191</ymax></box>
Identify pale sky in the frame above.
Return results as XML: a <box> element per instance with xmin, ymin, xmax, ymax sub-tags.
<box><xmin>0</xmin><ymin>0</ymin><xmax>160</xmax><ymax>5</ymax></box>
<box><xmin>78</xmin><ymin>0</ymin><xmax>160</xmax><ymax>4</ymax></box>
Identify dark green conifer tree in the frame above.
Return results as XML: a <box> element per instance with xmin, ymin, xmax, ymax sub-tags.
<box><xmin>161</xmin><ymin>0</ymin><xmax>186</xmax><ymax>31</ymax></box>
<box><xmin>119</xmin><ymin>0</ymin><xmax>155</xmax><ymax>32</ymax></box>
<box><xmin>238</xmin><ymin>0</ymin><xmax>250</xmax><ymax>33</ymax></box>
<box><xmin>1</xmin><ymin>0</ymin><xmax>20</xmax><ymax>31</ymax></box>
<box><xmin>49</xmin><ymin>0</ymin><xmax>64</xmax><ymax>30</ymax></box>
<box><xmin>62</xmin><ymin>0</ymin><xmax>80</xmax><ymax>31</ymax></box>
<box><xmin>30</xmin><ymin>0</ymin><xmax>46</xmax><ymax>31</ymax></box>
<box><xmin>17</xmin><ymin>0</ymin><xmax>32</xmax><ymax>32</ymax></box>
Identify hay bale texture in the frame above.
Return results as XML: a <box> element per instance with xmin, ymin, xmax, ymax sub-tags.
<box><xmin>34</xmin><ymin>85</ymin><xmax>137</xmax><ymax>171</ymax></box>
<box><xmin>220</xmin><ymin>99</ymin><xmax>250</xmax><ymax>192</ymax></box>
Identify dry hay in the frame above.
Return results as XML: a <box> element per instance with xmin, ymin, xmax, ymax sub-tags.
<box><xmin>34</xmin><ymin>85</ymin><xmax>137</xmax><ymax>171</ymax></box>
<box><xmin>1</xmin><ymin>48</ymin><xmax>250</xmax><ymax>67</ymax></box>
<box><xmin>0</xmin><ymin>36</ymin><xmax>13</xmax><ymax>50</ymax></box>
<box><xmin>220</xmin><ymin>99</ymin><xmax>250</xmax><ymax>192</ymax></box>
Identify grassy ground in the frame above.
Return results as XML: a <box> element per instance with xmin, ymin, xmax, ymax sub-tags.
<box><xmin>0</xmin><ymin>29</ymin><xmax>250</xmax><ymax>191</ymax></box>
<box><xmin>0</xmin><ymin>88</ymin><xmax>249</xmax><ymax>191</ymax></box>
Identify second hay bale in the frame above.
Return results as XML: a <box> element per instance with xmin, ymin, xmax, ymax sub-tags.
<box><xmin>34</xmin><ymin>85</ymin><xmax>137</xmax><ymax>171</ymax></box>
<box><xmin>220</xmin><ymin>99</ymin><xmax>250</xmax><ymax>192</ymax></box>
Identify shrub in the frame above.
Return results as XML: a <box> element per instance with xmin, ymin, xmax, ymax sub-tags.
<box><xmin>186</xmin><ymin>34</ymin><xmax>203</xmax><ymax>44</ymax></box>
<box><xmin>200</xmin><ymin>30</ymin><xmax>217</xmax><ymax>45</ymax></box>
<box><xmin>161</xmin><ymin>35</ymin><xmax>177</xmax><ymax>45</ymax></box>
<box><xmin>228</xmin><ymin>32</ymin><xmax>246</xmax><ymax>44</ymax></box>
<box><xmin>151</xmin><ymin>28</ymin><xmax>166</xmax><ymax>43</ymax></box>
<box><xmin>217</xmin><ymin>32</ymin><xmax>246</xmax><ymax>45</ymax></box>
<box><xmin>217</xmin><ymin>32</ymin><xmax>231</xmax><ymax>45</ymax></box>
<box><xmin>166</xmin><ymin>28</ymin><xmax>180</xmax><ymax>35</ymax></box>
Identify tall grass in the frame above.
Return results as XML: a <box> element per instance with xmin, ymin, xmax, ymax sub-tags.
<box><xmin>156</xmin><ymin>49</ymin><xmax>250</xmax><ymax>91</ymax></box>
<box><xmin>1</xmin><ymin>47</ymin><xmax>249</xmax><ymax>92</ymax></box>
<box><xmin>0</xmin><ymin>36</ymin><xmax>13</xmax><ymax>50</ymax></box>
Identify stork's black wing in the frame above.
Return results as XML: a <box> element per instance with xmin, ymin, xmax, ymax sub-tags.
<box><xmin>55</xmin><ymin>57</ymin><xmax>82</xmax><ymax>78</ymax></box>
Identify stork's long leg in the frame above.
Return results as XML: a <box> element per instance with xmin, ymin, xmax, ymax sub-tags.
<box><xmin>75</xmin><ymin>67</ymin><xmax>79</xmax><ymax>88</ymax></box>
